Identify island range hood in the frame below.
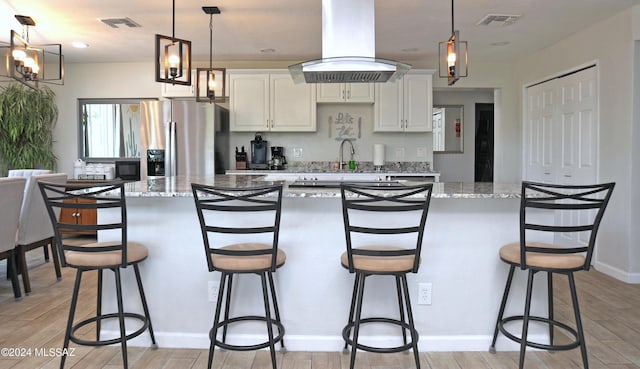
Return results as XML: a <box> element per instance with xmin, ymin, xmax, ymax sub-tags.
<box><xmin>288</xmin><ymin>0</ymin><xmax>411</xmax><ymax>84</ymax></box>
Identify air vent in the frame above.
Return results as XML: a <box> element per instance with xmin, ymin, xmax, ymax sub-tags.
<box><xmin>304</xmin><ymin>70</ymin><xmax>395</xmax><ymax>83</ymax></box>
<box><xmin>99</xmin><ymin>17</ymin><xmax>141</xmax><ymax>28</ymax></box>
<box><xmin>476</xmin><ymin>14</ymin><xmax>521</xmax><ymax>26</ymax></box>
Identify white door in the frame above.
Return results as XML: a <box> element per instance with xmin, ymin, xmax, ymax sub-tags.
<box><xmin>524</xmin><ymin>66</ymin><xmax>598</xmax><ymax>247</ymax></box>
<box><xmin>524</xmin><ymin>66</ymin><xmax>597</xmax><ymax>185</ymax></box>
<box><xmin>432</xmin><ymin>109</ymin><xmax>445</xmax><ymax>151</ymax></box>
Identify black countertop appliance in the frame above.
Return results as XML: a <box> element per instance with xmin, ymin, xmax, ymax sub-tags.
<box><xmin>250</xmin><ymin>133</ymin><xmax>268</xmax><ymax>169</ymax></box>
<box><xmin>270</xmin><ymin>146</ymin><xmax>287</xmax><ymax>170</ymax></box>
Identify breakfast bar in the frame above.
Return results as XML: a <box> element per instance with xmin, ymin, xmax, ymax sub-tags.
<box><xmin>96</xmin><ymin>175</ymin><xmax>552</xmax><ymax>352</ymax></box>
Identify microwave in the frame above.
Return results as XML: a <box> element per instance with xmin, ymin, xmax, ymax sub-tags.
<box><xmin>115</xmin><ymin>160</ymin><xmax>141</xmax><ymax>181</ymax></box>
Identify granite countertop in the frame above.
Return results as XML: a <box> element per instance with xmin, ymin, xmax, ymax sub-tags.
<box><xmin>121</xmin><ymin>175</ymin><xmax>522</xmax><ymax>199</ymax></box>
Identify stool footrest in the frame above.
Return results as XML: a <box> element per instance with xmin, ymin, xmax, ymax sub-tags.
<box><xmin>499</xmin><ymin>315</ymin><xmax>581</xmax><ymax>351</ymax></box>
<box><xmin>212</xmin><ymin>315</ymin><xmax>285</xmax><ymax>351</ymax></box>
<box><xmin>70</xmin><ymin>312</ymin><xmax>151</xmax><ymax>347</ymax></box>
<box><xmin>342</xmin><ymin>317</ymin><xmax>418</xmax><ymax>354</ymax></box>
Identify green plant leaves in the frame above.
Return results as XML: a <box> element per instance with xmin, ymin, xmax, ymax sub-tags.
<box><xmin>0</xmin><ymin>83</ymin><xmax>58</xmax><ymax>176</ymax></box>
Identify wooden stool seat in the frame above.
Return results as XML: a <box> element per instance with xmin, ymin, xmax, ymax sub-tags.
<box><xmin>64</xmin><ymin>241</ymin><xmax>148</xmax><ymax>268</ymax></box>
<box><xmin>499</xmin><ymin>242</ymin><xmax>586</xmax><ymax>270</ymax></box>
<box><xmin>340</xmin><ymin>245</ymin><xmax>417</xmax><ymax>273</ymax></box>
<box><xmin>212</xmin><ymin>243</ymin><xmax>286</xmax><ymax>271</ymax></box>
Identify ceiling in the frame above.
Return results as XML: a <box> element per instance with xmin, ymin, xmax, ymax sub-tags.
<box><xmin>2</xmin><ymin>0</ymin><xmax>640</xmax><ymax>66</ymax></box>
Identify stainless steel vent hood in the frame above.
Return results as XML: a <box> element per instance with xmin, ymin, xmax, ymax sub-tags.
<box><xmin>288</xmin><ymin>0</ymin><xmax>411</xmax><ymax>84</ymax></box>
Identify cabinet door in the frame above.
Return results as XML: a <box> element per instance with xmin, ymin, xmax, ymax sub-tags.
<box><xmin>374</xmin><ymin>79</ymin><xmax>403</xmax><ymax>132</ymax></box>
<box><xmin>346</xmin><ymin>83</ymin><xmax>374</xmax><ymax>102</ymax></box>
<box><xmin>270</xmin><ymin>73</ymin><xmax>317</xmax><ymax>132</ymax></box>
<box><xmin>161</xmin><ymin>70</ymin><xmax>196</xmax><ymax>97</ymax></box>
<box><xmin>229</xmin><ymin>73</ymin><xmax>270</xmax><ymax>131</ymax></box>
<box><xmin>316</xmin><ymin>84</ymin><xmax>345</xmax><ymax>102</ymax></box>
<box><xmin>403</xmin><ymin>73</ymin><xmax>432</xmax><ymax>132</ymax></box>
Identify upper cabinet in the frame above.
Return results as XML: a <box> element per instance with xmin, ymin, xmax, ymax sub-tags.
<box><xmin>316</xmin><ymin>83</ymin><xmax>374</xmax><ymax>103</ymax></box>
<box><xmin>374</xmin><ymin>71</ymin><xmax>433</xmax><ymax>132</ymax></box>
<box><xmin>161</xmin><ymin>70</ymin><xmax>196</xmax><ymax>97</ymax></box>
<box><xmin>229</xmin><ymin>71</ymin><xmax>317</xmax><ymax>132</ymax></box>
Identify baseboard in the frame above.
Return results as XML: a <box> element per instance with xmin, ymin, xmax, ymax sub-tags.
<box><xmin>594</xmin><ymin>261</ymin><xmax>640</xmax><ymax>284</ymax></box>
<box><xmin>101</xmin><ymin>331</ymin><xmax>546</xmax><ymax>352</ymax></box>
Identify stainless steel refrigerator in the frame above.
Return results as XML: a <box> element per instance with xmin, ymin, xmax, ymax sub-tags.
<box><xmin>140</xmin><ymin>100</ymin><xmax>226</xmax><ymax>178</ymax></box>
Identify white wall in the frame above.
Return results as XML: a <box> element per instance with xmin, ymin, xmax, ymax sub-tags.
<box><xmin>514</xmin><ymin>8</ymin><xmax>639</xmax><ymax>280</ymax></box>
<box><xmin>433</xmin><ymin>89</ymin><xmax>495</xmax><ymax>182</ymax></box>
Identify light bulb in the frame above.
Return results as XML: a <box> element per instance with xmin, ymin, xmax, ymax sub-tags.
<box><xmin>24</xmin><ymin>57</ymin><xmax>36</xmax><ymax>70</ymax></box>
<box><xmin>168</xmin><ymin>54</ymin><xmax>180</xmax><ymax>68</ymax></box>
<box><xmin>207</xmin><ymin>73</ymin><xmax>217</xmax><ymax>98</ymax></box>
<box><xmin>447</xmin><ymin>52</ymin><xmax>456</xmax><ymax>66</ymax></box>
<box><xmin>12</xmin><ymin>49</ymin><xmax>26</xmax><ymax>63</ymax></box>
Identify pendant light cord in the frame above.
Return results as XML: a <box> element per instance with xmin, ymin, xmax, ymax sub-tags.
<box><xmin>209</xmin><ymin>14</ymin><xmax>213</xmax><ymax>68</ymax></box>
<box><xmin>451</xmin><ymin>0</ymin><xmax>455</xmax><ymax>35</ymax></box>
<box><xmin>172</xmin><ymin>0</ymin><xmax>176</xmax><ymax>38</ymax></box>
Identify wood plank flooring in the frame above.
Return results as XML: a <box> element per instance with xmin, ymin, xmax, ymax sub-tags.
<box><xmin>1</xmin><ymin>236</ymin><xmax>640</xmax><ymax>368</ymax></box>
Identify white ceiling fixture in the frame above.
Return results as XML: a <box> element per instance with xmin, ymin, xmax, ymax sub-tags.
<box><xmin>288</xmin><ymin>0</ymin><xmax>411</xmax><ymax>84</ymax></box>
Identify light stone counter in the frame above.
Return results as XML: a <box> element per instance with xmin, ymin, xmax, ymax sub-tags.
<box><xmin>98</xmin><ymin>175</ymin><xmax>546</xmax><ymax>352</ymax></box>
<box><xmin>122</xmin><ymin>175</ymin><xmax>520</xmax><ymax>199</ymax></box>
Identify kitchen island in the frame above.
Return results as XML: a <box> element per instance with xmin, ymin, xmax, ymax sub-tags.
<box><xmin>97</xmin><ymin>175</ymin><xmax>551</xmax><ymax>352</ymax></box>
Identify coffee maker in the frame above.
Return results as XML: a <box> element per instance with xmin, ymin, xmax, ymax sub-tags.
<box><xmin>250</xmin><ymin>133</ymin><xmax>268</xmax><ymax>169</ymax></box>
<box><xmin>270</xmin><ymin>146</ymin><xmax>287</xmax><ymax>170</ymax></box>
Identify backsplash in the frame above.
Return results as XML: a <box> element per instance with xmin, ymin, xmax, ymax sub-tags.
<box><xmin>227</xmin><ymin>103</ymin><xmax>434</xmax><ymax>169</ymax></box>
<box><xmin>285</xmin><ymin>161</ymin><xmax>431</xmax><ymax>173</ymax></box>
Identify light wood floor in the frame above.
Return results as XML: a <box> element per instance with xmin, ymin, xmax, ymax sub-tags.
<box><xmin>1</xmin><ymin>237</ymin><xmax>640</xmax><ymax>368</ymax></box>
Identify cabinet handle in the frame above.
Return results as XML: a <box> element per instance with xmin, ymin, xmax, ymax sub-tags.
<box><xmin>564</xmin><ymin>174</ymin><xmax>572</xmax><ymax>178</ymax></box>
<box><xmin>342</xmin><ymin>90</ymin><xmax>345</xmax><ymax>100</ymax></box>
<box><xmin>544</xmin><ymin>172</ymin><xmax>551</xmax><ymax>175</ymax></box>
<box><xmin>347</xmin><ymin>90</ymin><xmax>351</xmax><ymax>99</ymax></box>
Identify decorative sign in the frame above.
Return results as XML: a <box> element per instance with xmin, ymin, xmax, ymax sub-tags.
<box><xmin>328</xmin><ymin>112</ymin><xmax>362</xmax><ymax>141</ymax></box>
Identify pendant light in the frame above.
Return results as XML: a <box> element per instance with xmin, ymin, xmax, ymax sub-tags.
<box><xmin>0</xmin><ymin>15</ymin><xmax>64</xmax><ymax>89</ymax></box>
<box><xmin>155</xmin><ymin>0</ymin><xmax>192</xmax><ymax>85</ymax></box>
<box><xmin>439</xmin><ymin>0</ymin><xmax>468</xmax><ymax>86</ymax></box>
<box><xmin>196</xmin><ymin>6</ymin><xmax>226</xmax><ymax>103</ymax></box>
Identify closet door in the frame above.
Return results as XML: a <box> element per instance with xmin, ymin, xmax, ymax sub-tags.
<box><xmin>524</xmin><ymin>66</ymin><xmax>597</xmax><ymax>185</ymax></box>
<box><xmin>524</xmin><ymin>66</ymin><xmax>598</xmax><ymax>247</ymax></box>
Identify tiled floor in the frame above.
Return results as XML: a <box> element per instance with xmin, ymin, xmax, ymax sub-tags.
<box><xmin>1</xmin><ymin>237</ymin><xmax>640</xmax><ymax>368</ymax></box>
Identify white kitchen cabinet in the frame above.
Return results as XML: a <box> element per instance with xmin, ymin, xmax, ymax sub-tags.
<box><xmin>229</xmin><ymin>71</ymin><xmax>316</xmax><ymax>132</ymax></box>
<box><xmin>316</xmin><ymin>83</ymin><xmax>374</xmax><ymax>103</ymax></box>
<box><xmin>161</xmin><ymin>70</ymin><xmax>196</xmax><ymax>97</ymax></box>
<box><xmin>374</xmin><ymin>71</ymin><xmax>433</xmax><ymax>132</ymax></box>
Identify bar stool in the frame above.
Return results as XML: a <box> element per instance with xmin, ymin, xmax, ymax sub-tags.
<box><xmin>191</xmin><ymin>183</ymin><xmax>286</xmax><ymax>369</ymax></box>
<box><xmin>489</xmin><ymin>181</ymin><xmax>615</xmax><ymax>369</ymax></box>
<box><xmin>38</xmin><ymin>181</ymin><xmax>156</xmax><ymax>369</ymax></box>
<box><xmin>340</xmin><ymin>183</ymin><xmax>433</xmax><ymax>369</ymax></box>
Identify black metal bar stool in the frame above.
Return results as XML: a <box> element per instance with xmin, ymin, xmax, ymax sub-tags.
<box><xmin>489</xmin><ymin>181</ymin><xmax>615</xmax><ymax>369</ymax></box>
<box><xmin>192</xmin><ymin>183</ymin><xmax>286</xmax><ymax>369</ymax></box>
<box><xmin>39</xmin><ymin>181</ymin><xmax>156</xmax><ymax>369</ymax></box>
<box><xmin>340</xmin><ymin>183</ymin><xmax>433</xmax><ymax>369</ymax></box>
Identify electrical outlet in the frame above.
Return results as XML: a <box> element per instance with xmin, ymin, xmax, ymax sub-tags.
<box><xmin>395</xmin><ymin>147</ymin><xmax>405</xmax><ymax>159</ymax></box>
<box><xmin>416</xmin><ymin>147</ymin><xmax>427</xmax><ymax>158</ymax></box>
<box><xmin>293</xmin><ymin>147</ymin><xmax>303</xmax><ymax>158</ymax></box>
<box><xmin>417</xmin><ymin>282</ymin><xmax>432</xmax><ymax>305</ymax></box>
<box><xmin>208</xmin><ymin>281</ymin><xmax>219</xmax><ymax>302</ymax></box>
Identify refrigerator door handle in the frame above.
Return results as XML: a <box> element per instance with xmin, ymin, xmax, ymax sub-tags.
<box><xmin>167</xmin><ymin>121</ymin><xmax>177</xmax><ymax>177</ymax></box>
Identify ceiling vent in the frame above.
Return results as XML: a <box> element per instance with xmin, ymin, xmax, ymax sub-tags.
<box><xmin>99</xmin><ymin>17</ymin><xmax>141</xmax><ymax>28</ymax></box>
<box><xmin>476</xmin><ymin>14</ymin><xmax>521</xmax><ymax>26</ymax></box>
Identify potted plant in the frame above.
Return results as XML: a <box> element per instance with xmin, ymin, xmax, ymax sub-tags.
<box><xmin>0</xmin><ymin>83</ymin><xmax>58</xmax><ymax>176</ymax></box>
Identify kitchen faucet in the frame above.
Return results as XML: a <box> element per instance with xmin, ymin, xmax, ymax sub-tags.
<box><xmin>339</xmin><ymin>139</ymin><xmax>355</xmax><ymax>170</ymax></box>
